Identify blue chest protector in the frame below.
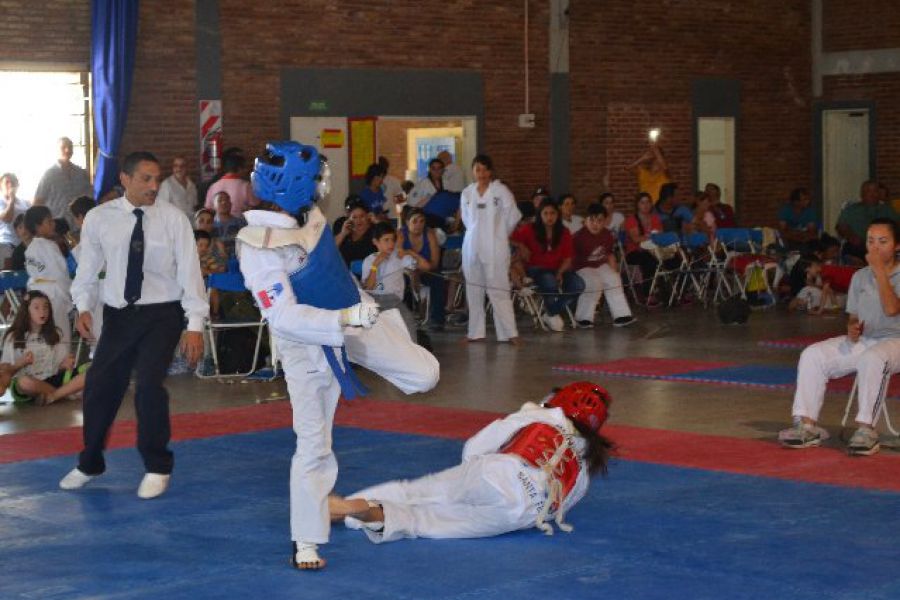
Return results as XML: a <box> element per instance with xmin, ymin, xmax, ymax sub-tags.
<box><xmin>287</xmin><ymin>226</ymin><xmax>367</xmax><ymax>399</ymax></box>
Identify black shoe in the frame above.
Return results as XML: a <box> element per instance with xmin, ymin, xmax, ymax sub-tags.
<box><xmin>576</xmin><ymin>320</ymin><xmax>594</xmax><ymax>329</ymax></box>
<box><xmin>426</xmin><ymin>321</ymin><xmax>445</xmax><ymax>332</ymax></box>
<box><xmin>613</xmin><ymin>316</ymin><xmax>636</xmax><ymax>327</ymax></box>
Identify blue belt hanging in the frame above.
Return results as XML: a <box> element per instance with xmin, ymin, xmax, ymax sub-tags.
<box><xmin>322</xmin><ymin>345</ymin><xmax>368</xmax><ymax>399</ymax></box>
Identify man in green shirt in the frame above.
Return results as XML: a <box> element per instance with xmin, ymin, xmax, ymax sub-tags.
<box><xmin>836</xmin><ymin>180</ymin><xmax>899</xmax><ymax>263</ymax></box>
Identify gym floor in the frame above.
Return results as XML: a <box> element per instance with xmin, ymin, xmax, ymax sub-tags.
<box><xmin>2</xmin><ymin>305</ymin><xmax>898</xmax><ymax>599</ymax></box>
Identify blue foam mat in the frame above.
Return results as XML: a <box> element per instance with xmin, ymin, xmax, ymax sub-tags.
<box><xmin>666</xmin><ymin>365</ymin><xmax>798</xmax><ymax>387</ymax></box>
<box><xmin>2</xmin><ymin>427</ymin><xmax>900</xmax><ymax>599</ymax></box>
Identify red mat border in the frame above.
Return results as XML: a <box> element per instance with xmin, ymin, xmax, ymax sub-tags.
<box><xmin>2</xmin><ymin>398</ymin><xmax>900</xmax><ymax>492</ymax></box>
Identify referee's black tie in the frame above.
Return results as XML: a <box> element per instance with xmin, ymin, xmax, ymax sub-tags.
<box><xmin>124</xmin><ymin>208</ymin><xmax>144</xmax><ymax>304</ymax></box>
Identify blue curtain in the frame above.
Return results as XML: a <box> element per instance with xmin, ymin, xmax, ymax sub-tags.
<box><xmin>91</xmin><ymin>0</ymin><xmax>139</xmax><ymax>200</ymax></box>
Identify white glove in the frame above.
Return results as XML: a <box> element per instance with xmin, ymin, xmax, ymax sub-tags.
<box><xmin>340</xmin><ymin>302</ymin><xmax>380</xmax><ymax>328</ymax></box>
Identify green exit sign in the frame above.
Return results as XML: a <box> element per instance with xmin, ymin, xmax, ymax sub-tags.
<box><xmin>309</xmin><ymin>100</ymin><xmax>328</xmax><ymax>112</ymax></box>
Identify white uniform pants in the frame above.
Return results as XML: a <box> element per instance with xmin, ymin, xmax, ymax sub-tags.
<box><xmin>349</xmin><ymin>454</ymin><xmax>538</xmax><ymax>543</ymax></box>
<box><xmin>278</xmin><ymin>336</ymin><xmax>341</xmax><ymax>545</ymax></box>
<box><xmin>344</xmin><ymin>308</ymin><xmax>439</xmax><ymax>394</ymax></box>
<box><xmin>463</xmin><ymin>259</ymin><xmax>518</xmax><ymax>341</ymax></box>
<box><xmin>792</xmin><ymin>335</ymin><xmax>900</xmax><ymax>425</ymax></box>
<box><xmin>282</xmin><ymin>309</ymin><xmax>439</xmax><ymax>544</ymax></box>
<box><xmin>574</xmin><ymin>265</ymin><xmax>632</xmax><ymax>323</ymax></box>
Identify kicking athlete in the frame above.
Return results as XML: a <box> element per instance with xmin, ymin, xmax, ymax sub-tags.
<box><xmin>237</xmin><ymin>141</ymin><xmax>439</xmax><ymax>570</ymax></box>
<box><xmin>329</xmin><ymin>380</ymin><xmax>614</xmax><ymax>543</ymax></box>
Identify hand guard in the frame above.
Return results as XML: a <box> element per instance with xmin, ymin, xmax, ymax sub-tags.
<box><xmin>340</xmin><ymin>302</ymin><xmax>379</xmax><ymax>328</ymax></box>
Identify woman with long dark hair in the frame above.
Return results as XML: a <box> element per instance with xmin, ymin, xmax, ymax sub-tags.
<box><xmin>511</xmin><ymin>199</ymin><xmax>585</xmax><ymax>331</ymax></box>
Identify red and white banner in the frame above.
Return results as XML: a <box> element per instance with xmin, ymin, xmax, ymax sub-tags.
<box><xmin>199</xmin><ymin>100</ymin><xmax>222</xmax><ymax>182</ymax></box>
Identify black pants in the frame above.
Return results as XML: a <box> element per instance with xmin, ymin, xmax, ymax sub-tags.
<box><xmin>78</xmin><ymin>302</ymin><xmax>184</xmax><ymax>475</ymax></box>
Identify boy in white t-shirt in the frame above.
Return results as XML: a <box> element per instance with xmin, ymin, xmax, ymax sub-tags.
<box><xmin>362</xmin><ymin>221</ymin><xmax>425</xmax><ymax>335</ymax></box>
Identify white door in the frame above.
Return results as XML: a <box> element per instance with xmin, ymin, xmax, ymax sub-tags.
<box><xmin>697</xmin><ymin>117</ymin><xmax>735</xmax><ymax>206</ymax></box>
<box><xmin>823</xmin><ymin>109</ymin><xmax>870</xmax><ymax>234</ymax></box>
<box><xmin>290</xmin><ymin>117</ymin><xmax>348</xmax><ymax>223</ymax></box>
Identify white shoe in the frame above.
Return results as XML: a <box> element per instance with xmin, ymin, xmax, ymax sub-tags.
<box><xmin>137</xmin><ymin>473</ymin><xmax>170</xmax><ymax>499</ymax></box>
<box><xmin>542</xmin><ymin>314</ymin><xmax>565</xmax><ymax>332</ymax></box>
<box><xmin>59</xmin><ymin>468</ymin><xmax>96</xmax><ymax>490</ymax></box>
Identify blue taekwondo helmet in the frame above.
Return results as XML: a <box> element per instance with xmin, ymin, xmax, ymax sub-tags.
<box><xmin>251</xmin><ymin>141</ymin><xmax>328</xmax><ymax>214</ymax></box>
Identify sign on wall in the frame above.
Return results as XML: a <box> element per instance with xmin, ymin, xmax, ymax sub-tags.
<box><xmin>349</xmin><ymin>117</ymin><xmax>376</xmax><ymax>178</ymax></box>
<box><xmin>199</xmin><ymin>100</ymin><xmax>223</xmax><ymax>182</ymax></box>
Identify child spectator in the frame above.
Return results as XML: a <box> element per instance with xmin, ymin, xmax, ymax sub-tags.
<box><xmin>195</xmin><ymin>229</ymin><xmax>226</xmax><ymax>278</ymax></box>
<box><xmin>212</xmin><ymin>192</ymin><xmax>246</xmax><ymax>256</ymax></box>
<box><xmin>0</xmin><ymin>173</ymin><xmax>29</xmax><ymax>268</ymax></box>
<box><xmin>572</xmin><ymin>204</ymin><xmax>635</xmax><ymax>328</ymax></box>
<box><xmin>788</xmin><ymin>255</ymin><xmax>839</xmax><ymax>314</ymax></box>
<box><xmin>689</xmin><ymin>192</ymin><xmax>717</xmax><ymax>240</ymax></box>
<box><xmin>511</xmin><ymin>199</ymin><xmax>584</xmax><ymax>332</ymax></box>
<box><xmin>194</xmin><ymin>207</ymin><xmax>228</xmax><ymax>262</ymax></box>
<box><xmin>600</xmin><ymin>192</ymin><xmax>625</xmax><ymax>233</ymax></box>
<box><xmin>397</xmin><ymin>207</ymin><xmax>446</xmax><ymax>331</ymax></box>
<box><xmin>362</xmin><ymin>221</ymin><xmax>421</xmax><ymax>335</ymax></box>
<box><xmin>623</xmin><ymin>192</ymin><xmax>664</xmax><ymax>305</ymax></box>
<box><xmin>1</xmin><ymin>290</ymin><xmax>86</xmax><ymax>405</ymax></box>
<box><xmin>8</xmin><ymin>213</ymin><xmax>30</xmax><ymax>270</ymax></box>
<box><xmin>24</xmin><ymin>206</ymin><xmax>72</xmax><ymax>343</ymax></box>
<box><xmin>68</xmin><ymin>195</ymin><xmax>96</xmax><ymax>259</ymax></box>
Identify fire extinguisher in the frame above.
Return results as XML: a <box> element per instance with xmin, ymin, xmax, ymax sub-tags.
<box><xmin>202</xmin><ymin>133</ymin><xmax>222</xmax><ymax>182</ymax></box>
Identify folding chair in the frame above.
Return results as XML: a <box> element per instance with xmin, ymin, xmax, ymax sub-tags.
<box><xmin>842</xmin><ymin>370</ymin><xmax>898</xmax><ymax>439</ymax></box>
<box><xmin>197</xmin><ymin>270</ymin><xmax>270</xmax><ymax>380</ymax></box>
<box><xmin>615</xmin><ymin>230</ymin><xmax>642</xmax><ymax>306</ymax></box>
<box><xmin>716</xmin><ymin>228</ymin><xmax>780</xmax><ymax>306</ymax></box>
<box><xmin>679</xmin><ymin>232</ymin><xmax>713</xmax><ymax>306</ymax></box>
<box><xmin>0</xmin><ymin>270</ymin><xmax>28</xmax><ymax>327</ymax></box>
<box><xmin>646</xmin><ymin>232</ymin><xmax>684</xmax><ymax>306</ymax></box>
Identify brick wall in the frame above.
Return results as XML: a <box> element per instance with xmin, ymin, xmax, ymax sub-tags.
<box><xmin>569</xmin><ymin>0</ymin><xmax>812</xmax><ymax>226</ymax></box>
<box><xmin>0</xmin><ymin>0</ymin><xmax>845</xmax><ymax>227</ymax></box>
<box><xmin>823</xmin><ymin>0</ymin><xmax>900</xmax><ymax>52</ymax></box>
<box><xmin>822</xmin><ymin>74</ymin><xmax>900</xmax><ymax>197</ymax></box>
<box><xmin>118</xmin><ymin>0</ymin><xmax>199</xmax><ymax>182</ymax></box>
<box><xmin>216</xmin><ymin>0</ymin><xmax>552</xmax><ymax>203</ymax></box>
<box><xmin>0</xmin><ymin>1</ymin><xmax>89</xmax><ymax>64</ymax></box>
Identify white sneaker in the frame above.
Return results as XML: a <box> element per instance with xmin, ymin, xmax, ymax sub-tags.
<box><xmin>59</xmin><ymin>468</ymin><xmax>97</xmax><ymax>490</ymax></box>
<box><xmin>542</xmin><ymin>314</ymin><xmax>565</xmax><ymax>332</ymax></box>
<box><xmin>137</xmin><ymin>473</ymin><xmax>171</xmax><ymax>499</ymax></box>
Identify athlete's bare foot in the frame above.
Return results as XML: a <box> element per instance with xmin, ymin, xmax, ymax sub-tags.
<box><xmin>292</xmin><ymin>542</ymin><xmax>326</xmax><ymax>570</ymax></box>
<box><xmin>328</xmin><ymin>494</ymin><xmax>384</xmax><ymax>522</ymax></box>
<box><xmin>462</xmin><ymin>337</ymin><xmax>485</xmax><ymax>344</ymax></box>
<box><xmin>507</xmin><ymin>336</ymin><xmax>522</xmax><ymax>346</ymax></box>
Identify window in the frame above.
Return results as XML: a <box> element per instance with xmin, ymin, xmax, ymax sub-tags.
<box><xmin>0</xmin><ymin>71</ymin><xmax>91</xmax><ymax>200</ymax></box>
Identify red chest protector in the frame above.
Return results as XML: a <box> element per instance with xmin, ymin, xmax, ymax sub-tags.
<box><xmin>500</xmin><ymin>422</ymin><xmax>580</xmax><ymax>503</ymax></box>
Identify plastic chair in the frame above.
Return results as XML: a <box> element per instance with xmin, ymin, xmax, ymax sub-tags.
<box><xmin>842</xmin><ymin>371</ymin><xmax>897</xmax><ymax>438</ymax></box>
<box><xmin>0</xmin><ymin>270</ymin><xmax>28</xmax><ymax>327</ymax></box>
<box><xmin>198</xmin><ymin>270</ymin><xmax>271</xmax><ymax>380</ymax></box>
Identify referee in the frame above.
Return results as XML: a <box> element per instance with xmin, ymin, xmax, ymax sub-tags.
<box><xmin>59</xmin><ymin>151</ymin><xmax>208</xmax><ymax>499</ymax></box>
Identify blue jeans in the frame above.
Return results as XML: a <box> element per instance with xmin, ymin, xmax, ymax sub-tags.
<box><xmin>527</xmin><ymin>267</ymin><xmax>585</xmax><ymax>316</ymax></box>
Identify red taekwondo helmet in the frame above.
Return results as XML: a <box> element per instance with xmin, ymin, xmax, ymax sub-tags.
<box><xmin>545</xmin><ymin>381</ymin><xmax>611</xmax><ymax>433</ymax></box>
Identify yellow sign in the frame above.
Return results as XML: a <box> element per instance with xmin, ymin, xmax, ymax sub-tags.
<box><xmin>349</xmin><ymin>118</ymin><xmax>376</xmax><ymax>178</ymax></box>
<box><xmin>321</xmin><ymin>129</ymin><xmax>344</xmax><ymax>148</ymax></box>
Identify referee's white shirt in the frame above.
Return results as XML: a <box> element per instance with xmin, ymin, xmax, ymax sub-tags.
<box><xmin>71</xmin><ymin>196</ymin><xmax>209</xmax><ymax>331</ymax></box>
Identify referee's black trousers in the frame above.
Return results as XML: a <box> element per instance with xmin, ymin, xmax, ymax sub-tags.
<box><xmin>78</xmin><ymin>302</ymin><xmax>184</xmax><ymax>475</ymax></box>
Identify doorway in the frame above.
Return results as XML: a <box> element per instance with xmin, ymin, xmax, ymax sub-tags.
<box><xmin>697</xmin><ymin>117</ymin><xmax>736</xmax><ymax>206</ymax></box>
<box><xmin>821</xmin><ymin>108</ymin><xmax>871</xmax><ymax>234</ymax></box>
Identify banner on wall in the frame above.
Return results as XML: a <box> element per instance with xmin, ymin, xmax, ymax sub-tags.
<box><xmin>321</xmin><ymin>129</ymin><xmax>344</xmax><ymax>148</ymax></box>
<box><xmin>349</xmin><ymin>117</ymin><xmax>376</xmax><ymax>178</ymax></box>
<box><xmin>199</xmin><ymin>100</ymin><xmax>223</xmax><ymax>182</ymax></box>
